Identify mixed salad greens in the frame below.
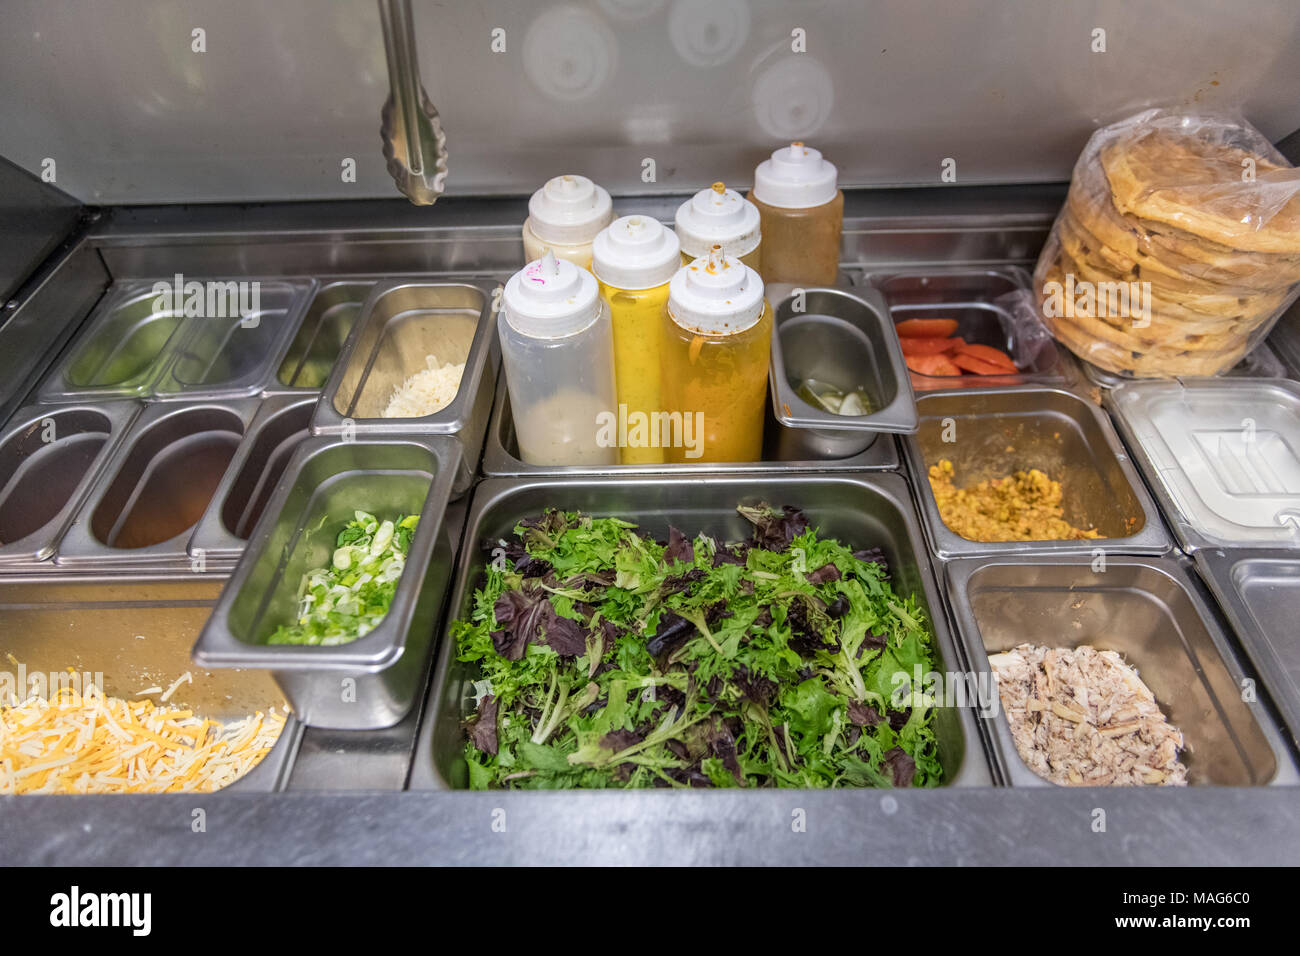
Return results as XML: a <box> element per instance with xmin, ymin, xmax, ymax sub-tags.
<box><xmin>452</xmin><ymin>504</ymin><xmax>944</xmax><ymax>789</ymax></box>
<box><xmin>266</xmin><ymin>510</ymin><xmax>419</xmax><ymax>646</ymax></box>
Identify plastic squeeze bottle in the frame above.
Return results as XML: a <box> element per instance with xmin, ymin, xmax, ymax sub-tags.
<box><xmin>592</xmin><ymin>215</ymin><xmax>681</xmax><ymax>465</ymax></box>
<box><xmin>674</xmin><ymin>182</ymin><xmax>762</xmax><ymax>272</ymax></box>
<box><xmin>499</xmin><ymin>250</ymin><xmax>619</xmax><ymax>466</ymax></box>
<box><xmin>747</xmin><ymin>143</ymin><xmax>843</xmax><ymax>285</ymax></box>
<box><xmin>521</xmin><ymin>175</ymin><xmax>614</xmax><ymax>269</ymax></box>
<box><xmin>662</xmin><ymin>246</ymin><xmax>772</xmax><ymax>464</ymax></box>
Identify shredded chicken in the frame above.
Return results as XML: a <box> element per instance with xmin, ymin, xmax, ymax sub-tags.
<box><xmin>989</xmin><ymin>643</ymin><xmax>1188</xmax><ymax>787</ymax></box>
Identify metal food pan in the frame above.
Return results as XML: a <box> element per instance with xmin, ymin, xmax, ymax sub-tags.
<box><xmin>903</xmin><ymin>387</ymin><xmax>1171</xmax><ymax>559</ymax></box>
<box><xmin>1195</xmin><ymin>549</ymin><xmax>1300</xmax><ymax>748</ymax></box>
<box><xmin>0</xmin><ymin>402</ymin><xmax>139</xmax><ymax>565</ymax></box>
<box><xmin>193</xmin><ymin>434</ymin><xmax>461</xmax><ymax>730</ymax></box>
<box><xmin>409</xmin><ymin>471</ymin><xmax>994</xmax><ymax>790</ymax></box>
<box><xmin>187</xmin><ymin>395</ymin><xmax>317</xmax><ymax>564</ymax></box>
<box><xmin>0</xmin><ymin>574</ymin><xmax>301</xmax><ymax>793</ymax></box>
<box><xmin>482</xmin><ymin>387</ymin><xmax>901</xmax><ymax>476</ymax></box>
<box><xmin>944</xmin><ymin>554</ymin><xmax>1298</xmax><ymax>787</ymax></box>
<box><xmin>37</xmin><ymin>282</ymin><xmax>190</xmax><ymax>402</ymax></box>
<box><xmin>311</xmin><ymin>279</ymin><xmax>499</xmax><ymax>496</ymax></box>
<box><xmin>269</xmin><ymin>280</ymin><xmax>374</xmax><ymax>393</ymax></box>
<box><xmin>152</xmin><ymin>278</ymin><xmax>315</xmax><ymax>399</ymax></box>
<box><xmin>56</xmin><ymin>400</ymin><xmax>261</xmax><ymax>568</ymax></box>
<box><xmin>860</xmin><ymin>266</ymin><xmax>1032</xmax><ymax>306</ymax></box>
<box><xmin>767</xmin><ymin>282</ymin><xmax>916</xmax><ymax>459</ymax></box>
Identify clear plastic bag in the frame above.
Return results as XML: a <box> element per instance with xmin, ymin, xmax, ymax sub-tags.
<box><xmin>1033</xmin><ymin>107</ymin><xmax>1300</xmax><ymax>378</ymax></box>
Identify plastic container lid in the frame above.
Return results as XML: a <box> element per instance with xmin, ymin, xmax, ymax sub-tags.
<box><xmin>591</xmin><ymin>215</ymin><xmax>681</xmax><ymax>290</ymax></box>
<box><xmin>1111</xmin><ymin>379</ymin><xmax>1300</xmax><ymax>548</ymax></box>
<box><xmin>503</xmin><ymin>250</ymin><xmax>602</xmax><ymax>338</ymax></box>
<box><xmin>752</xmin><ymin>142</ymin><xmax>839</xmax><ymax>209</ymax></box>
<box><xmin>674</xmin><ymin>182</ymin><xmax>761</xmax><ymax>259</ymax></box>
<box><xmin>525</xmin><ymin>175</ymin><xmax>614</xmax><ymax>245</ymax></box>
<box><xmin>667</xmin><ymin>245</ymin><xmax>766</xmax><ymax>335</ymax></box>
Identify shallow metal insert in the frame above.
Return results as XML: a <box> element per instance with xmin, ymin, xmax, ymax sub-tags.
<box><xmin>903</xmin><ymin>387</ymin><xmax>1171</xmax><ymax>558</ymax></box>
<box><xmin>0</xmin><ymin>402</ymin><xmax>138</xmax><ymax>564</ymax></box>
<box><xmin>273</xmin><ymin>281</ymin><xmax>373</xmax><ymax>390</ymax></box>
<box><xmin>56</xmin><ymin>400</ymin><xmax>260</xmax><ymax>567</ymax></box>
<box><xmin>409</xmin><ymin>472</ymin><xmax>993</xmax><ymax>790</ymax></box>
<box><xmin>944</xmin><ymin>555</ymin><xmax>1297</xmax><ymax>786</ymax></box>
<box><xmin>1195</xmin><ymin>549</ymin><xmax>1300</xmax><ymax>748</ymax></box>
<box><xmin>865</xmin><ymin>266</ymin><xmax>1031</xmax><ymax>306</ymax></box>
<box><xmin>312</xmin><ymin>279</ymin><xmax>500</xmax><ymax>496</ymax></box>
<box><xmin>194</xmin><ymin>435</ymin><xmax>461</xmax><ymax>729</ymax></box>
<box><xmin>0</xmin><ymin>574</ymin><xmax>301</xmax><ymax>792</ymax></box>
<box><xmin>767</xmin><ymin>282</ymin><xmax>917</xmax><ymax>459</ymax></box>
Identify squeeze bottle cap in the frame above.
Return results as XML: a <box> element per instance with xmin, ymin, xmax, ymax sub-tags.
<box><xmin>674</xmin><ymin>182</ymin><xmax>762</xmax><ymax>259</ymax></box>
<box><xmin>751</xmin><ymin>142</ymin><xmax>839</xmax><ymax>209</ymax></box>
<box><xmin>503</xmin><ymin>249</ymin><xmax>602</xmax><ymax>338</ymax></box>
<box><xmin>591</xmin><ymin>215</ymin><xmax>681</xmax><ymax>290</ymax></box>
<box><xmin>525</xmin><ymin>175</ymin><xmax>614</xmax><ymax>244</ymax></box>
<box><xmin>667</xmin><ymin>245</ymin><xmax>766</xmax><ymax>335</ymax></box>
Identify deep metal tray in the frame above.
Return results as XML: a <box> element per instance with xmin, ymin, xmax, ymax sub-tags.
<box><xmin>187</xmin><ymin>395</ymin><xmax>317</xmax><ymax>564</ymax></box>
<box><xmin>0</xmin><ymin>573</ymin><xmax>302</xmax><ymax>793</ymax></box>
<box><xmin>311</xmin><ymin>279</ymin><xmax>499</xmax><ymax>496</ymax></box>
<box><xmin>409</xmin><ymin>471</ymin><xmax>995</xmax><ymax>790</ymax></box>
<box><xmin>903</xmin><ymin>386</ymin><xmax>1172</xmax><ymax>559</ymax></box>
<box><xmin>481</xmin><ymin>387</ymin><xmax>902</xmax><ymax>476</ymax></box>
<box><xmin>193</xmin><ymin>434</ymin><xmax>461</xmax><ymax>730</ymax></box>
<box><xmin>55</xmin><ymin>399</ymin><xmax>261</xmax><ymax>568</ymax></box>
<box><xmin>0</xmin><ymin>401</ymin><xmax>139</xmax><ymax>565</ymax></box>
<box><xmin>1195</xmin><ymin>549</ymin><xmax>1300</xmax><ymax>748</ymax></box>
<box><xmin>268</xmin><ymin>280</ymin><xmax>374</xmax><ymax>394</ymax></box>
<box><xmin>944</xmin><ymin>554</ymin><xmax>1299</xmax><ymax>787</ymax></box>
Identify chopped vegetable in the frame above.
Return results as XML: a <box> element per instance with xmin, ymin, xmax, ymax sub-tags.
<box><xmin>796</xmin><ymin>377</ymin><xmax>874</xmax><ymax>416</ymax></box>
<box><xmin>899</xmin><ymin>335</ymin><xmax>964</xmax><ymax>356</ymax></box>
<box><xmin>894</xmin><ymin>318</ymin><xmax>959</xmax><ymax>338</ymax></box>
<box><xmin>955</xmin><ymin>342</ymin><xmax>1018</xmax><ymax>372</ymax></box>
<box><xmin>450</xmin><ymin>505</ymin><xmax>944</xmax><ymax>789</ymax></box>
<box><xmin>905</xmin><ymin>352</ymin><xmax>962</xmax><ymax>377</ymax></box>
<box><xmin>266</xmin><ymin>511</ymin><xmax>419</xmax><ymax>646</ymax></box>
<box><xmin>950</xmin><ymin>352</ymin><xmax>1012</xmax><ymax>376</ymax></box>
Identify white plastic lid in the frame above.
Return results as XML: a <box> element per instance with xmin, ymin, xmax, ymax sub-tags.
<box><xmin>674</xmin><ymin>182</ymin><xmax>762</xmax><ymax>259</ymax></box>
<box><xmin>591</xmin><ymin>215</ymin><xmax>681</xmax><ymax>290</ymax></box>
<box><xmin>525</xmin><ymin>175</ymin><xmax>614</xmax><ymax>244</ymax></box>
<box><xmin>667</xmin><ymin>246</ymin><xmax>766</xmax><ymax>335</ymax></box>
<box><xmin>503</xmin><ymin>250</ymin><xmax>602</xmax><ymax>338</ymax></box>
<box><xmin>752</xmin><ymin>142</ymin><xmax>839</xmax><ymax>209</ymax></box>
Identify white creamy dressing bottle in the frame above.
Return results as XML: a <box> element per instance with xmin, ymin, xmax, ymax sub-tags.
<box><xmin>521</xmin><ymin>175</ymin><xmax>614</xmax><ymax>269</ymax></box>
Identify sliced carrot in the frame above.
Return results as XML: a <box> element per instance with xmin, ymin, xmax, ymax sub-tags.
<box><xmin>955</xmin><ymin>342</ymin><xmax>1018</xmax><ymax>372</ymax></box>
<box><xmin>950</xmin><ymin>352</ymin><xmax>1012</xmax><ymax>376</ymax></box>
<box><xmin>895</xmin><ymin>318</ymin><xmax>958</xmax><ymax>338</ymax></box>
<box><xmin>906</xmin><ymin>352</ymin><xmax>962</xmax><ymax>376</ymax></box>
<box><xmin>900</xmin><ymin>335</ymin><xmax>965</xmax><ymax>356</ymax></box>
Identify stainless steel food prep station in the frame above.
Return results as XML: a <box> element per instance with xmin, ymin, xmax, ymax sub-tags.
<box><xmin>3</xmin><ymin>2</ymin><xmax>1300</xmax><ymax>867</ymax></box>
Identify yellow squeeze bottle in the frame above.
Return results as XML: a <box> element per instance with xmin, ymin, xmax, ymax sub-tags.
<box><xmin>592</xmin><ymin>215</ymin><xmax>681</xmax><ymax>464</ymax></box>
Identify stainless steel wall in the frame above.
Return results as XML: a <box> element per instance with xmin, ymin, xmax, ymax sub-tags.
<box><xmin>2</xmin><ymin>0</ymin><xmax>1299</xmax><ymax>204</ymax></box>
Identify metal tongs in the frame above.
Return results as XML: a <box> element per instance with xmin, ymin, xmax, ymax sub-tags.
<box><xmin>378</xmin><ymin>0</ymin><xmax>448</xmax><ymax>205</ymax></box>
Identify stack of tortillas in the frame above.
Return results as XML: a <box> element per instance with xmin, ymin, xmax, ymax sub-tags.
<box><xmin>1035</xmin><ymin>110</ymin><xmax>1300</xmax><ymax>377</ymax></box>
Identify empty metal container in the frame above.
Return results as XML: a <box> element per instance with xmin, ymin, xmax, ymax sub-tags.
<box><xmin>56</xmin><ymin>400</ymin><xmax>260</xmax><ymax>567</ymax></box>
<box><xmin>903</xmin><ymin>387</ymin><xmax>1171</xmax><ymax>559</ymax></box>
<box><xmin>38</xmin><ymin>282</ymin><xmax>190</xmax><ymax>402</ymax></box>
<box><xmin>193</xmin><ymin>434</ymin><xmax>461</xmax><ymax>729</ymax></box>
<box><xmin>312</xmin><ymin>280</ymin><xmax>499</xmax><ymax>495</ymax></box>
<box><xmin>0</xmin><ymin>402</ymin><xmax>138</xmax><ymax>564</ymax></box>
<box><xmin>0</xmin><ymin>573</ymin><xmax>301</xmax><ymax>792</ymax></box>
<box><xmin>1195</xmin><ymin>549</ymin><xmax>1300</xmax><ymax>748</ymax></box>
<box><xmin>944</xmin><ymin>555</ymin><xmax>1298</xmax><ymax>786</ymax></box>
<box><xmin>152</xmin><ymin>278</ymin><xmax>315</xmax><ymax>399</ymax></box>
<box><xmin>409</xmin><ymin>471</ymin><xmax>993</xmax><ymax>789</ymax></box>
<box><xmin>767</xmin><ymin>282</ymin><xmax>917</xmax><ymax>459</ymax></box>
<box><xmin>187</xmin><ymin>395</ymin><xmax>317</xmax><ymax>563</ymax></box>
<box><xmin>271</xmin><ymin>280</ymin><xmax>373</xmax><ymax>392</ymax></box>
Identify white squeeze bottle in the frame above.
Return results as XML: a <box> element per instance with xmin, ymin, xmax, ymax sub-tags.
<box><xmin>499</xmin><ymin>250</ymin><xmax>620</xmax><ymax>466</ymax></box>
<box><xmin>674</xmin><ymin>181</ymin><xmax>762</xmax><ymax>273</ymax></box>
<box><xmin>747</xmin><ymin>143</ymin><xmax>843</xmax><ymax>285</ymax></box>
<box><xmin>521</xmin><ymin>175</ymin><xmax>614</xmax><ymax>269</ymax></box>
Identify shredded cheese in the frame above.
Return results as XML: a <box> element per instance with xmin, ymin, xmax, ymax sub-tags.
<box><xmin>381</xmin><ymin>354</ymin><xmax>465</xmax><ymax>418</ymax></box>
<box><xmin>0</xmin><ymin>683</ymin><xmax>286</xmax><ymax>795</ymax></box>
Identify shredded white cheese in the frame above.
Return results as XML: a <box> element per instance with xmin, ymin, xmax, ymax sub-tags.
<box><xmin>382</xmin><ymin>354</ymin><xmax>465</xmax><ymax>418</ymax></box>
